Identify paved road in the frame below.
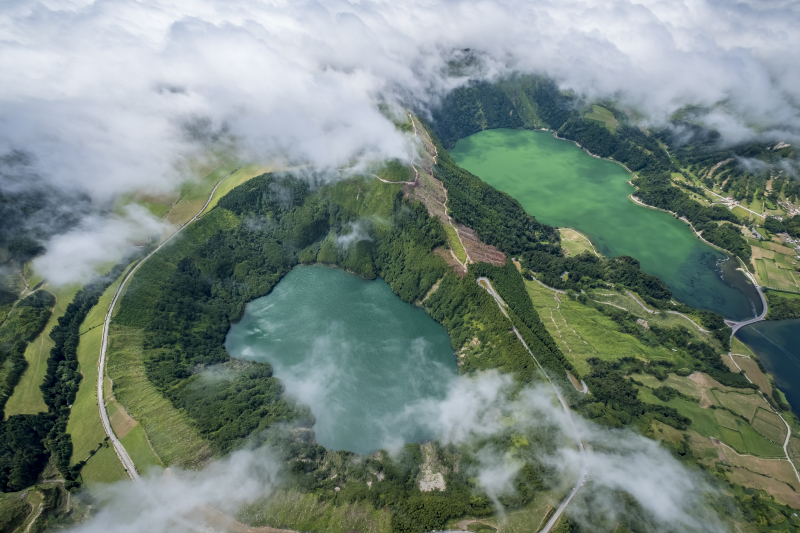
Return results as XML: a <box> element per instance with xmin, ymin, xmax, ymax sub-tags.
<box><xmin>476</xmin><ymin>277</ymin><xmax>589</xmax><ymax>533</ymax></box>
<box><xmin>725</xmin><ymin>273</ymin><xmax>768</xmax><ymax>335</ymax></box>
<box><xmin>97</xmin><ymin>163</ymin><xmax>247</xmax><ymax>484</ymax></box>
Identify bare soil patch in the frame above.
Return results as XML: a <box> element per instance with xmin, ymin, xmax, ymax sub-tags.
<box><xmin>456</xmin><ymin>224</ymin><xmax>505</xmax><ymax>265</ymax></box>
<box><xmin>434</xmin><ymin>248</ymin><xmax>466</xmax><ymax>277</ymax></box>
<box><xmin>108</xmin><ymin>400</ymin><xmax>137</xmax><ymax>439</ymax></box>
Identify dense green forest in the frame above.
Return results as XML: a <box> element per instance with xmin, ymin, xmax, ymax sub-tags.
<box><xmin>765</xmin><ymin>292</ymin><xmax>800</xmax><ymax>320</ymax></box>
<box><xmin>427</xmin><ymin>77</ymin><xmax>753</xmax><ymax>264</ymax></box>
<box><xmin>765</xmin><ymin>215</ymin><xmax>800</xmax><ymax>239</ymax></box>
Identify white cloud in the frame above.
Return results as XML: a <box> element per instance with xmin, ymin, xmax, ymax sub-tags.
<box><xmin>3</xmin><ymin>0</ymin><xmax>800</xmax><ymax>283</ymax></box>
<box><xmin>31</xmin><ymin>204</ymin><xmax>172</xmax><ymax>285</ymax></box>
<box><xmin>69</xmin><ymin>446</ymin><xmax>282</xmax><ymax>533</ymax></box>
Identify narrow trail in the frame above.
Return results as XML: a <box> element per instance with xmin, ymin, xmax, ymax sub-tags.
<box><xmin>529</xmin><ymin>272</ymin><xmax>566</xmax><ymax>294</ymax></box>
<box><xmin>403</xmin><ymin>112</ymin><xmax>470</xmax><ymax>268</ymax></box>
<box><xmin>625</xmin><ymin>290</ymin><xmax>710</xmax><ymax>333</ymax></box>
<box><xmin>97</xmin><ymin>163</ymin><xmax>247</xmax><ymax>484</ymax></box>
<box><xmin>476</xmin><ymin>277</ymin><xmax>588</xmax><ymax>533</ymax></box>
<box><xmin>726</xmin><ymin>351</ymin><xmax>800</xmax><ymax>486</ymax></box>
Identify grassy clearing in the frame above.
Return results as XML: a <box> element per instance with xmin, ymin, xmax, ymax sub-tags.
<box><xmin>120</xmin><ymin>424</ymin><xmax>163</xmax><ymax>475</ymax></box>
<box><xmin>557</xmin><ymin>228</ymin><xmax>597</xmax><ymax>257</ymax></box>
<box><xmin>200</xmin><ymin>162</ymin><xmax>274</xmax><ymax>216</ymax></box>
<box><xmin>5</xmin><ymin>284</ymin><xmax>80</xmax><ymax>417</ymax></box>
<box><xmin>443</xmin><ymin>223</ymin><xmax>467</xmax><ymax>263</ymax></box>
<box><xmin>107</xmin><ymin>324</ymin><xmax>211</xmax><ymax>468</ymax></box>
<box><xmin>731</xmin><ymin>336</ymin><xmax>756</xmax><ymax>357</ymax></box>
<box><xmin>239</xmin><ymin>489</ymin><xmax>392</xmax><ymax>533</ymax></box>
<box><xmin>584</xmin><ymin>104</ymin><xmax>618</xmax><ymax>133</ymax></box>
<box><xmin>525</xmin><ymin>280</ymin><xmax>676</xmax><ymax>375</ymax></box>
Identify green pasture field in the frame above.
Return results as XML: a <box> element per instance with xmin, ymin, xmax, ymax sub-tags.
<box><xmin>524</xmin><ymin>280</ymin><xmax>677</xmax><ymax>375</ymax></box>
<box><xmin>120</xmin><ymin>424</ymin><xmax>164</xmax><ymax>475</ymax></box>
<box><xmin>443</xmin><ymin>224</ymin><xmax>467</xmax><ymax>263</ymax></box>
<box><xmin>637</xmin><ymin>384</ymin><xmax>784</xmax><ymax>457</ymax></box>
<box><xmin>766</xmin><ymin>289</ymin><xmax>800</xmax><ymax>300</ymax></box>
<box><xmin>5</xmin><ymin>284</ymin><xmax>80</xmax><ymax>417</ymax></box>
<box><xmin>79</xmin><ymin>445</ymin><xmax>128</xmax><ymax>485</ymax></box>
<box><xmin>66</xmin><ymin>265</ymin><xmax>134</xmax><ymax>483</ymax></box>
<box><xmin>584</xmin><ymin>105</ymin><xmax>618</xmax><ymax>133</ymax></box>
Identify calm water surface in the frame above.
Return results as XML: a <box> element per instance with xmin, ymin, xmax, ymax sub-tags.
<box><xmin>450</xmin><ymin>129</ymin><xmax>759</xmax><ymax>320</ymax></box>
<box><xmin>225</xmin><ymin>265</ymin><xmax>457</xmax><ymax>454</ymax></box>
<box><xmin>737</xmin><ymin>320</ymin><xmax>800</xmax><ymax>413</ymax></box>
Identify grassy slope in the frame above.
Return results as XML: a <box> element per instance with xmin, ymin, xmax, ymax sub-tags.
<box><xmin>5</xmin><ymin>284</ymin><xmax>80</xmax><ymax>417</ymax></box>
<box><xmin>584</xmin><ymin>105</ymin><xmax>617</xmax><ymax>133</ymax></box>
<box><xmin>240</xmin><ymin>489</ymin><xmax>392</xmax><ymax>533</ymax></box>
<box><xmin>107</xmin><ymin>324</ymin><xmax>211</xmax><ymax>468</ymax></box>
<box><xmin>443</xmin><ymin>224</ymin><xmax>467</xmax><ymax>263</ymax></box>
<box><xmin>165</xmin><ymin>160</ymin><xmax>244</xmax><ymax>227</ymax></box>
<box><xmin>525</xmin><ymin>279</ymin><xmax>687</xmax><ymax>375</ymax></box>
<box><xmin>66</xmin><ymin>268</ymin><xmax>133</xmax><ymax>483</ymax></box>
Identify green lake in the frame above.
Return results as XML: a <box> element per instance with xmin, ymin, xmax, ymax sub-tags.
<box><xmin>225</xmin><ymin>265</ymin><xmax>457</xmax><ymax>454</ymax></box>
<box><xmin>450</xmin><ymin>129</ymin><xmax>760</xmax><ymax>320</ymax></box>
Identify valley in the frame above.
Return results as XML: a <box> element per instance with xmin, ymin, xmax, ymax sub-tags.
<box><xmin>0</xmin><ymin>90</ymin><xmax>798</xmax><ymax>533</ymax></box>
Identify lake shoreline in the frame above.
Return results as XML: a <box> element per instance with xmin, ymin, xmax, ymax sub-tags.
<box><xmin>450</xmin><ymin>128</ymin><xmax>758</xmax><ymax>320</ymax></box>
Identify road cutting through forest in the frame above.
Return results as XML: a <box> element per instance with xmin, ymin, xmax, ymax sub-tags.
<box><xmin>476</xmin><ymin>277</ymin><xmax>589</xmax><ymax>533</ymax></box>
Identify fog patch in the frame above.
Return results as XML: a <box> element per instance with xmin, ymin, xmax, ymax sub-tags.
<box><xmin>32</xmin><ymin>204</ymin><xmax>172</xmax><ymax>286</ymax></box>
<box><xmin>385</xmin><ymin>372</ymin><xmax>723</xmax><ymax>532</ymax></box>
<box><xmin>337</xmin><ymin>220</ymin><xmax>374</xmax><ymax>249</ymax></box>
<box><xmin>68</xmin><ymin>447</ymin><xmax>283</xmax><ymax>533</ymax></box>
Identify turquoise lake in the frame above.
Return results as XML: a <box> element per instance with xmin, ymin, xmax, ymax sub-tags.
<box><xmin>225</xmin><ymin>265</ymin><xmax>457</xmax><ymax>454</ymax></box>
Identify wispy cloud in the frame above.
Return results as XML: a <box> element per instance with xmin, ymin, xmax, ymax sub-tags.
<box><xmin>3</xmin><ymin>0</ymin><xmax>799</xmax><ymax>282</ymax></box>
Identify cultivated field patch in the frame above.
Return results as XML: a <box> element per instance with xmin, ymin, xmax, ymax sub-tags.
<box><xmin>5</xmin><ymin>284</ymin><xmax>80</xmax><ymax>417</ymax></box>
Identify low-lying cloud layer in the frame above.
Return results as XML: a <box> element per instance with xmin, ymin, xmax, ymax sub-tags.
<box><xmin>2</xmin><ymin>0</ymin><xmax>800</xmax><ymax>283</ymax></box>
<box><xmin>68</xmin><ymin>372</ymin><xmax>724</xmax><ymax>533</ymax></box>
